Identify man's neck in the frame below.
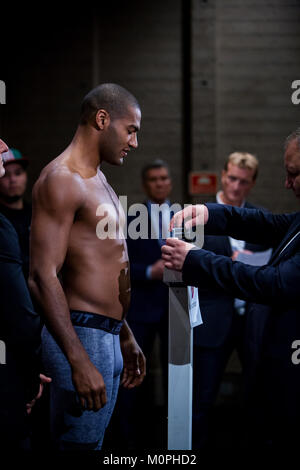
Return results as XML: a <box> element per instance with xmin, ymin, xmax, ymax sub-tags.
<box><xmin>0</xmin><ymin>197</ymin><xmax>24</xmax><ymax>210</ymax></box>
<box><xmin>218</xmin><ymin>191</ymin><xmax>243</xmax><ymax>207</ymax></box>
<box><xmin>67</xmin><ymin>126</ymin><xmax>101</xmax><ymax>175</ymax></box>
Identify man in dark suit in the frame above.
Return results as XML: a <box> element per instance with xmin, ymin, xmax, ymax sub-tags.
<box><xmin>191</xmin><ymin>152</ymin><xmax>269</xmax><ymax>449</ymax></box>
<box><xmin>162</xmin><ymin>128</ymin><xmax>300</xmax><ymax>450</ymax></box>
<box><xmin>113</xmin><ymin>159</ymin><xmax>172</xmax><ymax>448</ymax></box>
<box><xmin>0</xmin><ymin>138</ymin><xmax>50</xmax><ymax>450</ymax></box>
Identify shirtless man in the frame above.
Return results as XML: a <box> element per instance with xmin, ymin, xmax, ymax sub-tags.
<box><xmin>28</xmin><ymin>83</ymin><xmax>146</xmax><ymax>450</ymax></box>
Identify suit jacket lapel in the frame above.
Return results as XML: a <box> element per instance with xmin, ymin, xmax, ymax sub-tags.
<box><xmin>269</xmin><ymin>216</ymin><xmax>300</xmax><ymax>264</ymax></box>
<box><xmin>146</xmin><ymin>200</ymin><xmax>167</xmax><ymax>247</ymax></box>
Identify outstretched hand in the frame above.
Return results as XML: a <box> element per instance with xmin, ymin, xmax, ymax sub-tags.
<box><xmin>26</xmin><ymin>373</ymin><xmax>52</xmax><ymax>415</ymax></box>
<box><xmin>162</xmin><ymin>238</ymin><xmax>195</xmax><ymax>271</ymax></box>
<box><xmin>169</xmin><ymin>204</ymin><xmax>209</xmax><ymax>231</ymax></box>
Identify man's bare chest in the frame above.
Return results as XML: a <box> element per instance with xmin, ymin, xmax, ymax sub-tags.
<box><xmin>75</xmin><ymin>171</ymin><xmax>125</xmax><ymax>237</ymax></box>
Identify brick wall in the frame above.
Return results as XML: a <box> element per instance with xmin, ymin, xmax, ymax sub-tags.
<box><xmin>1</xmin><ymin>8</ymin><xmax>93</xmax><ymax>198</ymax></box>
<box><xmin>93</xmin><ymin>1</ymin><xmax>182</xmax><ymax>206</ymax></box>
<box><xmin>1</xmin><ymin>1</ymin><xmax>300</xmax><ymax>212</ymax></box>
<box><xmin>192</xmin><ymin>0</ymin><xmax>300</xmax><ymax>212</ymax></box>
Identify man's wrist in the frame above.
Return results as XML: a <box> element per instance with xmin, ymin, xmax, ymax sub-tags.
<box><xmin>146</xmin><ymin>265</ymin><xmax>152</xmax><ymax>279</ymax></box>
<box><xmin>202</xmin><ymin>204</ymin><xmax>209</xmax><ymax>224</ymax></box>
<box><xmin>68</xmin><ymin>348</ymin><xmax>91</xmax><ymax>369</ymax></box>
<box><xmin>120</xmin><ymin>320</ymin><xmax>134</xmax><ymax>342</ymax></box>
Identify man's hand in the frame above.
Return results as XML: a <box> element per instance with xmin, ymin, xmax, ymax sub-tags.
<box><xmin>71</xmin><ymin>360</ymin><xmax>107</xmax><ymax>412</ymax></box>
<box><xmin>170</xmin><ymin>204</ymin><xmax>209</xmax><ymax>231</ymax></box>
<box><xmin>231</xmin><ymin>249</ymin><xmax>253</xmax><ymax>261</ymax></box>
<box><xmin>26</xmin><ymin>374</ymin><xmax>52</xmax><ymax>415</ymax></box>
<box><xmin>150</xmin><ymin>259</ymin><xmax>165</xmax><ymax>280</ymax></box>
<box><xmin>161</xmin><ymin>238</ymin><xmax>195</xmax><ymax>271</ymax></box>
<box><xmin>120</xmin><ymin>322</ymin><xmax>146</xmax><ymax>389</ymax></box>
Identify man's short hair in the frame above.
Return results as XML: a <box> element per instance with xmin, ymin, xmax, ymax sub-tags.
<box><xmin>224</xmin><ymin>152</ymin><xmax>259</xmax><ymax>181</ymax></box>
<box><xmin>79</xmin><ymin>83</ymin><xmax>140</xmax><ymax>125</ymax></box>
<box><xmin>285</xmin><ymin>128</ymin><xmax>300</xmax><ymax>150</ymax></box>
<box><xmin>141</xmin><ymin>159</ymin><xmax>170</xmax><ymax>182</ymax></box>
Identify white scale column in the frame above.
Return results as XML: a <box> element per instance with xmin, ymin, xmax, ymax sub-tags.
<box><xmin>164</xmin><ymin>268</ymin><xmax>193</xmax><ymax>450</ymax></box>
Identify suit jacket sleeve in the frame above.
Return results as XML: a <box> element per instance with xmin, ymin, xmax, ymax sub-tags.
<box><xmin>127</xmin><ymin>235</ymin><xmax>150</xmax><ymax>281</ymax></box>
<box><xmin>182</xmin><ymin>247</ymin><xmax>300</xmax><ymax>308</ymax></box>
<box><xmin>205</xmin><ymin>203</ymin><xmax>297</xmax><ymax>247</ymax></box>
<box><xmin>0</xmin><ymin>215</ymin><xmax>41</xmax><ymax>398</ymax></box>
<box><xmin>127</xmin><ymin>213</ymin><xmax>162</xmax><ymax>282</ymax></box>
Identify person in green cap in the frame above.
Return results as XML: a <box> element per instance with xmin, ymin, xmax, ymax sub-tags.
<box><xmin>0</xmin><ymin>147</ymin><xmax>31</xmax><ymax>278</ymax></box>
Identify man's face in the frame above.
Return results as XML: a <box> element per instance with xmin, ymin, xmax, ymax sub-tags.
<box><xmin>0</xmin><ymin>162</ymin><xmax>27</xmax><ymax>201</ymax></box>
<box><xmin>0</xmin><ymin>139</ymin><xmax>9</xmax><ymax>177</ymax></box>
<box><xmin>101</xmin><ymin>105</ymin><xmax>141</xmax><ymax>166</ymax></box>
<box><xmin>221</xmin><ymin>162</ymin><xmax>256</xmax><ymax>206</ymax></box>
<box><xmin>143</xmin><ymin>167</ymin><xmax>172</xmax><ymax>204</ymax></box>
<box><xmin>284</xmin><ymin>138</ymin><xmax>300</xmax><ymax>199</ymax></box>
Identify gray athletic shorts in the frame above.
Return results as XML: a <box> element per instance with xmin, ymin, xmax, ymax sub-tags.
<box><xmin>41</xmin><ymin>310</ymin><xmax>123</xmax><ymax>450</ymax></box>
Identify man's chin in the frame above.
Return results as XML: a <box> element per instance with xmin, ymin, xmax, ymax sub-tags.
<box><xmin>0</xmin><ymin>194</ymin><xmax>22</xmax><ymax>203</ymax></box>
<box><xmin>227</xmin><ymin>197</ymin><xmax>242</xmax><ymax>206</ymax></box>
<box><xmin>110</xmin><ymin>157</ymin><xmax>124</xmax><ymax>166</ymax></box>
<box><xmin>113</xmin><ymin>157</ymin><xmax>125</xmax><ymax>166</ymax></box>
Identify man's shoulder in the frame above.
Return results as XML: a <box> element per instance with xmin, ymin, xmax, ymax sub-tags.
<box><xmin>38</xmin><ymin>157</ymin><xmax>84</xmax><ymax>184</ymax></box>
<box><xmin>0</xmin><ymin>212</ymin><xmax>17</xmax><ymax>233</ymax></box>
<box><xmin>244</xmin><ymin>201</ymin><xmax>256</xmax><ymax>209</ymax></box>
<box><xmin>244</xmin><ymin>201</ymin><xmax>269</xmax><ymax>212</ymax></box>
<box><xmin>0</xmin><ymin>214</ymin><xmax>21</xmax><ymax>262</ymax></box>
<box><xmin>33</xmin><ymin>161</ymin><xmax>86</xmax><ymax>212</ymax></box>
<box><xmin>36</xmin><ymin>159</ymin><xmax>85</xmax><ymax>195</ymax></box>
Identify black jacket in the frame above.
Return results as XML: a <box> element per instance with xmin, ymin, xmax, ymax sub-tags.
<box><xmin>0</xmin><ymin>213</ymin><xmax>41</xmax><ymax>441</ymax></box>
<box><xmin>183</xmin><ymin>204</ymin><xmax>300</xmax><ymax>417</ymax></box>
<box><xmin>194</xmin><ymin>201</ymin><xmax>269</xmax><ymax>348</ymax></box>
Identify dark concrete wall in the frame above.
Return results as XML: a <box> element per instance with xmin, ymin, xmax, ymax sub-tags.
<box><xmin>1</xmin><ymin>1</ymin><xmax>300</xmax><ymax>212</ymax></box>
<box><xmin>192</xmin><ymin>0</ymin><xmax>300</xmax><ymax>212</ymax></box>
<box><xmin>94</xmin><ymin>1</ymin><xmax>182</xmax><ymax>206</ymax></box>
<box><xmin>1</xmin><ymin>8</ymin><xmax>93</xmax><ymax>198</ymax></box>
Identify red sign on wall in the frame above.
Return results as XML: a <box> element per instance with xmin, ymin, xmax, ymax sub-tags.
<box><xmin>189</xmin><ymin>172</ymin><xmax>217</xmax><ymax>195</ymax></box>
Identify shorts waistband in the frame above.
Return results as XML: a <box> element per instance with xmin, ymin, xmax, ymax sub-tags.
<box><xmin>70</xmin><ymin>310</ymin><xmax>123</xmax><ymax>335</ymax></box>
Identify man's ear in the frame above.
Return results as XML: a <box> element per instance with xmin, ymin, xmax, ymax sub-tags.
<box><xmin>95</xmin><ymin>109</ymin><xmax>110</xmax><ymax>130</ymax></box>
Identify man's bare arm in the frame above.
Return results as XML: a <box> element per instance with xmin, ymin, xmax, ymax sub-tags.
<box><xmin>28</xmin><ymin>170</ymin><xmax>106</xmax><ymax>411</ymax></box>
<box><xmin>120</xmin><ymin>320</ymin><xmax>146</xmax><ymax>389</ymax></box>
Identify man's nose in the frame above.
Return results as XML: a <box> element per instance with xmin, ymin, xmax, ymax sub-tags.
<box><xmin>129</xmin><ymin>133</ymin><xmax>138</xmax><ymax>149</ymax></box>
<box><xmin>0</xmin><ymin>139</ymin><xmax>8</xmax><ymax>154</ymax></box>
<box><xmin>232</xmin><ymin>180</ymin><xmax>240</xmax><ymax>190</ymax></box>
<box><xmin>9</xmin><ymin>174</ymin><xmax>17</xmax><ymax>182</ymax></box>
